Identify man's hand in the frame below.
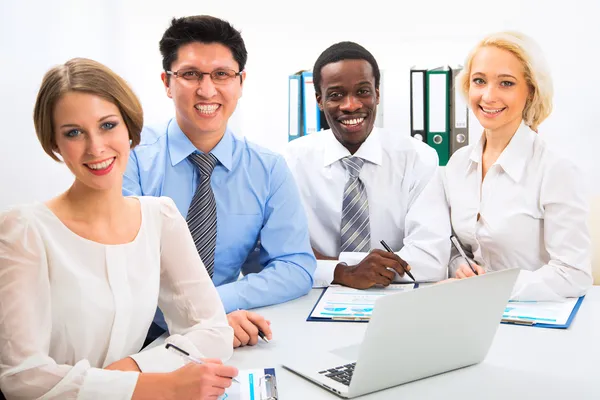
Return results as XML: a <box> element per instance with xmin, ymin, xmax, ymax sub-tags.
<box><xmin>332</xmin><ymin>249</ymin><xmax>411</xmax><ymax>289</ymax></box>
<box><xmin>227</xmin><ymin>310</ymin><xmax>272</xmax><ymax>348</ymax></box>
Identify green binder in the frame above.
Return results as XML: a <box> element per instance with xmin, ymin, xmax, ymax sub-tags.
<box><xmin>426</xmin><ymin>66</ymin><xmax>451</xmax><ymax>166</ymax></box>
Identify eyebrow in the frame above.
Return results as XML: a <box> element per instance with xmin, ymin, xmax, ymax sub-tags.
<box><xmin>472</xmin><ymin>72</ymin><xmax>517</xmax><ymax>80</ymax></box>
<box><xmin>59</xmin><ymin>114</ymin><xmax>118</xmax><ymax>129</ymax></box>
<box><xmin>98</xmin><ymin>114</ymin><xmax>118</xmax><ymax>121</ymax></box>
<box><xmin>325</xmin><ymin>81</ymin><xmax>373</xmax><ymax>91</ymax></box>
<box><xmin>175</xmin><ymin>64</ymin><xmax>234</xmax><ymax>71</ymax></box>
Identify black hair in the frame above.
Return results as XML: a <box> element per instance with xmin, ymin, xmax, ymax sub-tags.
<box><xmin>159</xmin><ymin>15</ymin><xmax>248</xmax><ymax>76</ymax></box>
<box><xmin>313</xmin><ymin>41</ymin><xmax>380</xmax><ymax>94</ymax></box>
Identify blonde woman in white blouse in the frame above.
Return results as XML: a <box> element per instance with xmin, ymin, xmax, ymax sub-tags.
<box><xmin>0</xmin><ymin>58</ymin><xmax>237</xmax><ymax>399</ymax></box>
<box><xmin>444</xmin><ymin>32</ymin><xmax>592</xmax><ymax>301</ymax></box>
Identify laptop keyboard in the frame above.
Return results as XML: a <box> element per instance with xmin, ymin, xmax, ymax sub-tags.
<box><xmin>318</xmin><ymin>362</ymin><xmax>356</xmax><ymax>386</ymax></box>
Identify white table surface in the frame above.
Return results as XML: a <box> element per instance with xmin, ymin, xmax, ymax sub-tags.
<box><xmin>222</xmin><ymin>287</ymin><xmax>600</xmax><ymax>399</ymax></box>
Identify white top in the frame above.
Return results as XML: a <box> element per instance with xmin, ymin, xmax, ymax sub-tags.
<box><xmin>444</xmin><ymin>122</ymin><xmax>593</xmax><ymax>301</ymax></box>
<box><xmin>284</xmin><ymin>128</ymin><xmax>451</xmax><ymax>285</ymax></box>
<box><xmin>0</xmin><ymin>196</ymin><xmax>233</xmax><ymax>399</ymax></box>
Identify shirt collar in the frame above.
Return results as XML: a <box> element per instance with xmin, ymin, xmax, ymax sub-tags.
<box><xmin>467</xmin><ymin>121</ymin><xmax>535</xmax><ymax>182</ymax></box>
<box><xmin>167</xmin><ymin>119</ymin><xmax>233</xmax><ymax>171</ymax></box>
<box><xmin>322</xmin><ymin>127</ymin><xmax>383</xmax><ymax>167</ymax></box>
<box><xmin>494</xmin><ymin>122</ymin><xmax>535</xmax><ymax>182</ymax></box>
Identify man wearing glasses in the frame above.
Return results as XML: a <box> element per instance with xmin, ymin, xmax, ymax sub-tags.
<box><xmin>123</xmin><ymin>15</ymin><xmax>315</xmax><ymax>348</ymax></box>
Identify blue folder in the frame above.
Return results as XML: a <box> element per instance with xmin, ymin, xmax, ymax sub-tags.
<box><xmin>500</xmin><ymin>296</ymin><xmax>585</xmax><ymax>329</ymax></box>
<box><xmin>306</xmin><ymin>283</ymin><xmax>421</xmax><ymax>323</ymax></box>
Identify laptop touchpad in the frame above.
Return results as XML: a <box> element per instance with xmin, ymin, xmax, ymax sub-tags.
<box><xmin>330</xmin><ymin>344</ymin><xmax>360</xmax><ymax>360</ymax></box>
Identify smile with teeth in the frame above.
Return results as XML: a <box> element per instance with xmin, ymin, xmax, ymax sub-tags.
<box><xmin>340</xmin><ymin>117</ymin><xmax>365</xmax><ymax>126</ymax></box>
<box><xmin>480</xmin><ymin>106</ymin><xmax>505</xmax><ymax>114</ymax></box>
<box><xmin>86</xmin><ymin>157</ymin><xmax>115</xmax><ymax>170</ymax></box>
<box><xmin>195</xmin><ymin>104</ymin><xmax>220</xmax><ymax>114</ymax></box>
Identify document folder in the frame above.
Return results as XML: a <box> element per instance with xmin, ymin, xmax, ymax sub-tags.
<box><xmin>410</xmin><ymin>66</ymin><xmax>428</xmax><ymax>142</ymax></box>
<box><xmin>301</xmin><ymin>71</ymin><xmax>320</xmax><ymax>136</ymax></box>
<box><xmin>307</xmin><ymin>284</ymin><xmax>418</xmax><ymax>323</ymax></box>
<box><xmin>449</xmin><ymin>65</ymin><xmax>469</xmax><ymax>156</ymax></box>
<box><xmin>287</xmin><ymin>74</ymin><xmax>301</xmax><ymax>142</ymax></box>
<box><xmin>500</xmin><ymin>296</ymin><xmax>584</xmax><ymax>329</ymax></box>
<box><xmin>426</xmin><ymin>66</ymin><xmax>451</xmax><ymax>166</ymax></box>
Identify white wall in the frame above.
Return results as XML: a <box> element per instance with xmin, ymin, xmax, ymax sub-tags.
<box><xmin>1</xmin><ymin>0</ymin><xmax>599</xmax><ymax>211</ymax></box>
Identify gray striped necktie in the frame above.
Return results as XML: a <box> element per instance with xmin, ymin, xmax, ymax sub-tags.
<box><xmin>340</xmin><ymin>156</ymin><xmax>370</xmax><ymax>252</ymax></box>
<box><xmin>187</xmin><ymin>152</ymin><xmax>218</xmax><ymax>278</ymax></box>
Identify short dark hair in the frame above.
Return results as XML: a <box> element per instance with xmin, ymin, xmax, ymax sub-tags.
<box><xmin>159</xmin><ymin>15</ymin><xmax>248</xmax><ymax>74</ymax></box>
<box><xmin>313</xmin><ymin>41</ymin><xmax>380</xmax><ymax>94</ymax></box>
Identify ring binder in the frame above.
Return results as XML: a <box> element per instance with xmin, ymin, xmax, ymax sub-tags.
<box><xmin>260</xmin><ymin>373</ymin><xmax>278</xmax><ymax>400</ymax></box>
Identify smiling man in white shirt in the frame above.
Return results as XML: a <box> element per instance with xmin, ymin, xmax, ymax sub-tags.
<box><xmin>285</xmin><ymin>41</ymin><xmax>450</xmax><ymax>289</ymax></box>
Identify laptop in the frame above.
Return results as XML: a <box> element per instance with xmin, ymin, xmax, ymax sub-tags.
<box><xmin>283</xmin><ymin>268</ymin><xmax>519</xmax><ymax>398</ymax></box>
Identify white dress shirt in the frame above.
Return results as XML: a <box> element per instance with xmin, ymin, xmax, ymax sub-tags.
<box><xmin>285</xmin><ymin>128</ymin><xmax>450</xmax><ymax>285</ymax></box>
<box><xmin>0</xmin><ymin>196</ymin><xmax>233</xmax><ymax>399</ymax></box>
<box><xmin>444</xmin><ymin>122</ymin><xmax>593</xmax><ymax>301</ymax></box>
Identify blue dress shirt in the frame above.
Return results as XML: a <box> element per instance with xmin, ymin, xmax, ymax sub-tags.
<box><xmin>123</xmin><ymin>118</ymin><xmax>315</xmax><ymax>321</ymax></box>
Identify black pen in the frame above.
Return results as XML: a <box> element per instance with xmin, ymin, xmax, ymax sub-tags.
<box><xmin>236</xmin><ymin>308</ymin><xmax>269</xmax><ymax>343</ymax></box>
<box><xmin>380</xmin><ymin>240</ymin><xmax>415</xmax><ymax>282</ymax></box>
<box><xmin>257</xmin><ymin>329</ymin><xmax>270</xmax><ymax>343</ymax></box>
<box><xmin>450</xmin><ymin>236</ymin><xmax>478</xmax><ymax>276</ymax></box>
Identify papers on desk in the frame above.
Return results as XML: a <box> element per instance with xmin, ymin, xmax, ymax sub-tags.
<box><xmin>221</xmin><ymin>368</ymin><xmax>278</xmax><ymax>400</ymax></box>
<box><xmin>501</xmin><ymin>296</ymin><xmax>585</xmax><ymax>329</ymax></box>
<box><xmin>307</xmin><ymin>284</ymin><xmax>416</xmax><ymax>322</ymax></box>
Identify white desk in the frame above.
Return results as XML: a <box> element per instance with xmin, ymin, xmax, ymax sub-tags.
<box><xmin>222</xmin><ymin>287</ymin><xmax>600</xmax><ymax>399</ymax></box>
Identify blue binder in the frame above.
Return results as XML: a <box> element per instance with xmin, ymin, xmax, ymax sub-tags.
<box><xmin>306</xmin><ymin>283</ymin><xmax>421</xmax><ymax>323</ymax></box>
<box><xmin>287</xmin><ymin>75</ymin><xmax>301</xmax><ymax>142</ymax></box>
<box><xmin>500</xmin><ymin>296</ymin><xmax>585</xmax><ymax>329</ymax></box>
<box><xmin>300</xmin><ymin>71</ymin><xmax>320</xmax><ymax>136</ymax></box>
<box><xmin>287</xmin><ymin>70</ymin><xmax>322</xmax><ymax>141</ymax></box>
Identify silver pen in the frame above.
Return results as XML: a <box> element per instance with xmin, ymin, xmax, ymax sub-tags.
<box><xmin>165</xmin><ymin>343</ymin><xmax>240</xmax><ymax>383</ymax></box>
<box><xmin>450</xmin><ymin>236</ymin><xmax>478</xmax><ymax>276</ymax></box>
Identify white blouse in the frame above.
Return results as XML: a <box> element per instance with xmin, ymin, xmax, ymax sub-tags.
<box><xmin>444</xmin><ymin>122</ymin><xmax>593</xmax><ymax>301</ymax></box>
<box><xmin>0</xmin><ymin>196</ymin><xmax>233</xmax><ymax>399</ymax></box>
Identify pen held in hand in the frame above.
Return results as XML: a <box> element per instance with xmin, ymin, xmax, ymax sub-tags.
<box><xmin>380</xmin><ymin>240</ymin><xmax>415</xmax><ymax>282</ymax></box>
<box><xmin>165</xmin><ymin>343</ymin><xmax>240</xmax><ymax>383</ymax></box>
<box><xmin>257</xmin><ymin>329</ymin><xmax>270</xmax><ymax>343</ymax></box>
<box><xmin>450</xmin><ymin>236</ymin><xmax>479</xmax><ymax>276</ymax></box>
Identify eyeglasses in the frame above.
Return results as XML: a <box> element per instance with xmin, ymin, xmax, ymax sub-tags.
<box><xmin>166</xmin><ymin>68</ymin><xmax>243</xmax><ymax>84</ymax></box>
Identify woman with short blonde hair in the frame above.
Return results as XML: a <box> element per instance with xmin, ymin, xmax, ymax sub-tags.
<box><xmin>444</xmin><ymin>31</ymin><xmax>592</xmax><ymax>301</ymax></box>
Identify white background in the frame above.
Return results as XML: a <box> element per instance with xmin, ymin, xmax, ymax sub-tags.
<box><xmin>1</xmin><ymin>0</ymin><xmax>599</xmax><ymax>211</ymax></box>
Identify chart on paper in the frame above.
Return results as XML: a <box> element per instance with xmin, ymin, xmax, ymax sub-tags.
<box><xmin>310</xmin><ymin>284</ymin><xmax>415</xmax><ymax>320</ymax></box>
<box><xmin>502</xmin><ymin>298</ymin><xmax>579</xmax><ymax>326</ymax></box>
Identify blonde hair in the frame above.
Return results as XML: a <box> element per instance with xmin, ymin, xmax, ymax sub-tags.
<box><xmin>457</xmin><ymin>31</ymin><xmax>553</xmax><ymax>131</ymax></box>
<box><xmin>33</xmin><ymin>58</ymin><xmax>143</xmax><ymax>162</ymax></box>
